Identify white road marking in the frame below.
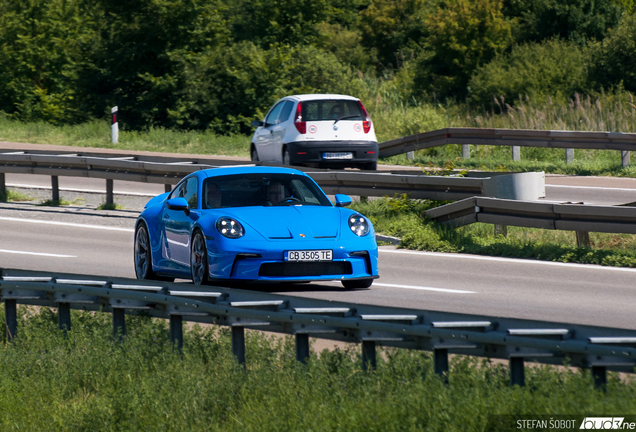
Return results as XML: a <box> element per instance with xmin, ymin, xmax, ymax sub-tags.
<box><xmin>0</xmin><ymin>217</ymin><xmax>134</xmax><ymax>232</ymax></box>
<box><xmin>7</xmin><ymin>183</ymin><xmax>157</xmax><ymax>197</ymax></box>
<box><xmin>379</xmin><ymin>248</ymin><xmax>636</xmax><ymax>272</ymax></box>
<box><xmin>547</xmin><ymin>184</ymin><xmax>636</xmax><ymax>191</ymax></box>
<box><xmin>0</xmin><ymin>249</ymin><xmax>75</xmax><ymax>258</ymax></box>
<box><xmin>373</xmin><ymin>282</ymin><xmax>476</xmax><ymax>294</ymax></box>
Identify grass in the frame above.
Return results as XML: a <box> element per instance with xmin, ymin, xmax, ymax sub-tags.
<box><xmin>37</xmin><ymin>197</ymin><xmax>85</xmax><ymax>207</ymax></box>
<box><xmin>352</xmin><ymin>195</ymin><xmax>636</xmax><ymax>268</ymax></box>
<box><xmin>0</xmin><ymin>307</ymin><xmax>634</xmax><ymax>430</ymax></box>
<box><xmin>0</xmin><ymin>189</ymin><xmax>35</xmax><ymax>203</ymax></box>
<box><xmin>0</xmin><ymin>115</ymin><xmax>250</xmax><ymax>157</ymax></box>
<box><xmin>97</xmin><ymin>202</ymin><xmax>125</xmax><ymax>210</ymax></box>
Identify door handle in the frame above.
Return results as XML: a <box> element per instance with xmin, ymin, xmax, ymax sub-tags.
<box><xmin>163</xmin><ymin>214</ymin><xmax>170</xmax><ymax>219</ymax></box>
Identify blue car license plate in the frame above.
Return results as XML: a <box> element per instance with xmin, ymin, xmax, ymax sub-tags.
<box><xmin>322</xmin><ymin>152</ymin><xmax>353</xmax><ymax>160</ymax></box>
<box><xmin>285</xmin><ymin>250</ymin><xmax>333</xmax><ymax>262</ymax></box>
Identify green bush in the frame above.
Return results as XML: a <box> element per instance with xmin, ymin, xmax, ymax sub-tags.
<box><xmin>468</xmin><ymin>39</ymin><xmax>588</xmax><ymax>107</ymax></box>
<box><xmin>588</xmin><ymin>14</ymin><xmax>636</xmax><ymax>94</ymax></box>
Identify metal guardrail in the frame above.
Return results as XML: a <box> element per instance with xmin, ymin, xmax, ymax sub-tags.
<box><xmin>0</xmin><ymin>150</ymin><xmax>540</xmax><ymax>202</ymax></box>
<box><xmin>2</xmin><ymin>268</ymin><xmax>636</xmax><ymax>388</ymax></box>
<box><xmin>379</xmin><ymin>127</ymin><xmax>636</xmax><ymax>166</ymax></box>
<box><xmin>425</xmin><ymin>197</ymin><xmax>636</xmax><ymax>235</ymax></box>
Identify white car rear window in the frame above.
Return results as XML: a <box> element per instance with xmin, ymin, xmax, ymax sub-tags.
<box><xmin>302</xmin><ymin>100</ymin><xmax>364</xmax><ymax>122</ymax></box>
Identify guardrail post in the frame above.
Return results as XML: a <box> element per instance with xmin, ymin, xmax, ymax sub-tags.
<box><xmin>362</xmin><ymin>340</ymin><xmax>376</xmax><ymax>371</ymax></box>
<box><xmin>231</xmin><ymin>326</ymin><xmax>246</xmax><ymax>365</ymax></box>
<box><xmin>510</xmin><ymin>357</ymin><xmax>525</xmax><ymax>387</ymax></box>
<box><xmin>58</xmin><ymin>303</ymin><xmax>71</xmax><ymax>335</ymax></box>
<box><xmin>170</xmin><ymin>315</ymin><xmax>183</xmax><ymax>351</ymax></box>
<box><xmin>5</xmin><ymin>299</ymin><xmax>17</xmax><ymax>341</ymax></box>
<box><xmin>296</xmin><ymin>333</ymin><xmax>309</xmax><ymax>364</ymax></box>
<box><xmin>434</xmin><ymin>348</ymin><xmax>449</xmax><ymax>382</ymax></box>
<box><xmin>494</xmin><ymin>224</ymin><xmax>508</xmax><ymax>237</ymax></box>
<box><xmin>106</xmin><ymin>179</ymin><xmax>114</xmax><ymax>205</ymax></box>
<box><xmin>462</xmin><ymin>145</ymin><xmax>470</xmax><ymax>159</ymax></box>
<box><xmin>0</xmin><ymin>172</ymin><xmax>6</xmax><ymax>201</ymax></box>
<box><xmin>112</xmin><ymin>308</ymin><xmax>126</xmax><ymax>340</ymax></box>
<box><xmin>51</xmin><ymin>176</ymin><xmax>60</xmax><ymax>202</ymax></box>
<box><xmin>622</xmin><ymin>151</ymin><xmax>630</xmax><ymax>168</ymax></box>
<box><xmin>407</xmin><ymin>151</ymin><xmax>414</xmax><ymax>160</ymax></box>
<box><xmin>576</xmin><ymin>231</ymin><xmax>591</xmax><ymax>248</ymax></box>
<box><xmin>512</xmin><ymin>146</ymin><xmax>520</xmax><ymax>162</ymax></box>
<box><xmin>592</xmin><ymin>366</ymin><xmax>607</xmax><ymax>390</ymax></box>
<box><xmin>165</xmin><ymin>184</ymin><xmax>172</xmax><ymax>193</ymax></box>
<box><xmin>566</xmin><ymin>148</ymin><xmax>574</xmax><ymax>164</ymax></box>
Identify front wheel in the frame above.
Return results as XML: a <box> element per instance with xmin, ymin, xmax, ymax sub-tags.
<box><xmin>191</xmin><ymin>230</ymin><xmax>210</xmax><ymax>285</ymax></box>
<box><xmin>342</xmin><ymin>278</ymin><xmax>373</xmax><ymax>289</ymax></box>
<box><xmin>251</xmin><ymin>146</ymin><xmax>259</xmax><ymax>162</ymax></box>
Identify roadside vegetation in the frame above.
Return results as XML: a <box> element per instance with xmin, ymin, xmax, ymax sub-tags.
<box><xmin>0</xmin><ymin>307</ymin><xmax>633</xmax><ymax>431</ymax></box>
<box><xmin>2</xmin><ymin>0</ymin><xmax>636</xmax><ymax>175</ymax></box>
<box><xmin>352</xmin><ymin>195</ymin><xmax>636</xmax><ymax>268</ymax></box>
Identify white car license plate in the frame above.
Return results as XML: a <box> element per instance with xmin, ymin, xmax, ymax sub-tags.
<box><xmin>323</xmin><ymin>152</ymin><xmax>353</xmax><ymax>160</ymax></box>
<box><xmin>285</xmin><ymin>250</ymin><xmax>333</xmax><ymax>262</ymax></box>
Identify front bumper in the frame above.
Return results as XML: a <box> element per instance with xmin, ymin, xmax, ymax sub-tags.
<box><xmin>206</xmin><ymin>237</ymin><xmax>378</xmax><ymax>282</ymax></box>
<box><xmin>286</xmin><ymin>140</ymin><xmax>378</xmax><ymax>166</ymax></box>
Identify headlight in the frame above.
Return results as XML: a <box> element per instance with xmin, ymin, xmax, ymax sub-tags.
<box><xmin>348</xmin><ymin>214</ymin><xmax>369</xmax><ymax>236</ymax></box>
<box><xmin>216</xmin><ymin>217</ymin><xmax>245</xmax><ymax>239</ymax></box>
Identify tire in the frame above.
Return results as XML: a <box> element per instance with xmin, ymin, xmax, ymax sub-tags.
<box><xmin>190</xmin><ymin>230</ymin><xmax>210</xmax><ymax>285</ymax></box>
<box><xmin>342</xmin><ymin>278</ymin><xmax>373</xmax><ymax>289</ymax></box>
<box><xmin>134</xmin><ymin>223</ymin><xmax>174</xmax><ymax>281</ymax></box>
<box><xmin>283</xmin><ymin>148</ymin><xmax>291</xmax><ymax>166</ymax></box>
<box><xmin>251</xmin><ymin>146</ymin><xmax>259</xmax><ymax>162</ymax></box>
<box><xmin>361</xmin><ymin>161</ymin><xmax>377</xmax><ymax>171</ymax></box>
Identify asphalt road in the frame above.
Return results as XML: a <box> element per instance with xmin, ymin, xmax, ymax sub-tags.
<box><xmin>1</xmin><ymin>203</ymin><xmax>635</xmax><ymax>330</ymax></box>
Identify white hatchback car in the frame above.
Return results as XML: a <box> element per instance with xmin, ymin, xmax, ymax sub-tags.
<box><xmin>250</xmin><ymin>94</ymin><xmax>378</xmax><ymax>170</ymax></box>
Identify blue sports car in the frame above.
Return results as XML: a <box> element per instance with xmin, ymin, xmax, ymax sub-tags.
<box><xmin>134</xmin><ymin>166</ymin><xmax>379</xmax><ymax>288</ymax></box>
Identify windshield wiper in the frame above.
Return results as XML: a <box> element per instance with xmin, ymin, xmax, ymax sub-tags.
<box><xmin>333</xmin><ymin>115</ymin><xmax>361</xmax><ymax>125</ymax></box>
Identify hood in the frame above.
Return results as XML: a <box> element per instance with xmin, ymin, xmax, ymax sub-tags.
<box><xmin>224</xmin><ymin>206</ymin><xmax>340</xmax><ymax>240</ymax></box>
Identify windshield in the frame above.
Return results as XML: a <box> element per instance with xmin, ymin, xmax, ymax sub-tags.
<box><xmin>301</xmin><ymin>99</ymin><xmax>364</xmax><ymax>122</ymax></box>
<box><xmin>202</xmin><ymin>173</ymin><xmax>332</xmax><ymax>209</ymax></box>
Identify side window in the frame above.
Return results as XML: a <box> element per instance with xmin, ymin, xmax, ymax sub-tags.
<box><xmin>265</xmin><ymin>101</ymin><xmax>285</xmax><ymax>125</ymax></box>
<box><xmin>279</xmin><ymin>101</ymin><xmax>293</xmax><ymax>122</ymax></box>
<box><xmin>184</xmin><ymin>177</ymin><xmax>198</xmax><ymax>208</ymax></box>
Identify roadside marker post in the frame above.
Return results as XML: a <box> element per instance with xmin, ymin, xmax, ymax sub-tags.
<box><xmin>111</xmin><ymin>106</ymin><xmax>119</xmax><ymax>144</ymax></box>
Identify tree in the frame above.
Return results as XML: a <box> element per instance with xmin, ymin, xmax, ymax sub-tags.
<box><xmin>503</xmin><ymin>0</ymin><xmax>621</xmax><ymax>45</ymax></box>
<box><xmin>413</xmin><ymin>0</ymin><xmax>512</xmax><ymax>100</ymax></box>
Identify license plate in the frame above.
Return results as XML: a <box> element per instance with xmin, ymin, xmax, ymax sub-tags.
<box><xmin>323</xmin><ymin>152</ymin><xmax>353</xmax><ymax>160</ymax></box>
<box><xmin>285</xmin><ymin>250</ymin><xmax>333</xmax><ymax>262</ymax></box>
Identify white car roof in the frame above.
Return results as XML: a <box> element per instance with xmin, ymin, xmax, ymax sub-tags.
<box><xmin>284</xmin><ymin>94</ymin><xmax>360</xmax><ymax>102</ymax></box>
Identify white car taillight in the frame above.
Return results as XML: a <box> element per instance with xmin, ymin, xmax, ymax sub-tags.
<box><xmin>294</xmin><ymin>102</ymin><xmax>306</xmax><ymax>134</ymax></box>
<box><xmin>358</xmin><ymin>100</ymin><xmax>372</xmax><ymax>134</ymax></box>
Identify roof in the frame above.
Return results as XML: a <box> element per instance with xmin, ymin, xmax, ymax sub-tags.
<box><xmin>283</xmin><ymin>94</ymin><xmax>360</xmax><ymax>102</ymax></box>
<box><xmin>201</xmin><ymin>165</ymin><xmax>309</xmax><ymax>178</ymax></box>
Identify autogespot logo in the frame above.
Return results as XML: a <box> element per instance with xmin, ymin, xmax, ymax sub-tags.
<box><xmin>580</xmin><ymin>418</ymin><xmax>630</xmax><ymax>429</ymax></box>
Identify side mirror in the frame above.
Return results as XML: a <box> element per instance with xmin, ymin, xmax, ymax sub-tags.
<box><xmin>166</xmin><ymin>197</ymin><xmax>190</xmax><ymax>214</ymax></box>
<box><xmin>335</xmin><ymin>194</ymin><xmax>352</xmax><ymax>207</ymax></box>
<box><xmin>251</xmin><ymin>120</ymin><xmax>264</xmax><ymax>128</ymax></box>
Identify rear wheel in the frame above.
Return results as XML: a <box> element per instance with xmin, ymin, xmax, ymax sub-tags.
<box><xmin>191</xmin><ymin>230</ymin><xmax>209</xmax><ymax>285</ymax></box>
<box><xmin>283</xmin><ymin>148</ymin><xmax>291</xmax><ymax>166</ymax></box>
<box><xmin>251</xmin><ymin>146</ymin><xmax>259</xmax><ymax>162</ymax></box>
<box><xmin>361</xmin><ymin>161</ymin><xmax>377</xmax><ymax>171</ymax></box>
<box><xmin>134</xmin><ymin>223</ymin><xmax>174</xmax><ymax>281</ymax></box>
<box><xmin>342</xmin><ymin>278</ymin><xmax>373</xmax><ymax>289</ymax></box>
